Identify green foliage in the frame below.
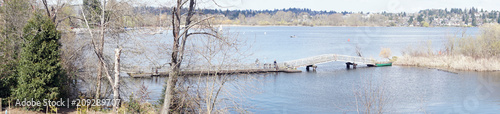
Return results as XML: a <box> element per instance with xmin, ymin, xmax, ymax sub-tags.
<box><xmin>408</xmin><ymin>16</ymin><xmax>414</xmax><ymax>25</ymax></box>
<box><xmin>118</xmin><ymin>93</ymin><xmax>154</xmax><ymax>114</ymax></box>
<box><xmin>428</xmin><ymin>17</ymin><xmax>434</xmax><ymax>24</ymax></box>
<box><xmin>390</xmin><ymin>56</ymin><xmax>398</xmax><ymax>62</ymax></box>
<box><xmin>471</xmin><ymin>13</ymin><xmax>477</xmax><ymax>26</ymax></box>
<box><xmin>465</xmin><ymin>15</ymin><xmax>469</xmax><ymax>25</ymax></box>
<box><xmin>417</xmin><ymin>14</ymin><xmax>424</xmax><ymax>23</ymax></box>
<box><xmin>421</xmin><ymin>21</ymin><xmax>430</xmax><ymax>27</ymax></box>
<box><xmin>0</xmin><ymin>54</ymin><xmax>18</xmax><ymax>98</ymax></box>
<box><xmin>12</xmin><ymin>13</ymin><xmax>65</xmax><ymax>111</ymax></box>
<box><xmin>126</xmin><ymin>93</ymin><xmax>141</xmax><ymax>113</ymax></box>
<box><xmin>389</xmin><ymin>22</ymin><xmax>396</xmax><ymax>26</ymax></box>
<box><xmin>0</xmin><ymin>0</ymin><xmax>31</xmax><ymax>98</ymax></box>
<box><xmin>83</xmin><ymin>0</ymin><xmax>102</xmax><ymax>26</ymax></box>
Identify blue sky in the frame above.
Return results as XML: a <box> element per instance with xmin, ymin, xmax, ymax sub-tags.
<box><xmin>145</xmin><ymin>0</ymin><xmax>500</xmax><ymax>13</ymax></box>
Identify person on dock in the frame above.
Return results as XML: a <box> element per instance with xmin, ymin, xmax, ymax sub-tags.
<box><xmin>274</xmin><ymin>60</ymin><xmax>279</xmax><ymax>70</ymax></box>
<box><xmin>255</xmin><ymin>58</ymin><xmax>260</xmax><ymax>68</ymax></box>
<box><xmin>155</xmin><ymin>68</ymin><xmax>159</xmax><ymax>75</ymax></box>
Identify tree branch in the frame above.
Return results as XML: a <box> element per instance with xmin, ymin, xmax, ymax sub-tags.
<box><xmin>186</xmin><ymin>32</ymin><xmax>218</xmax><ymax>38</ymax></box>
<box><xmin>177</xmin><ymin>15</ymin><xmax>221</xmax><ymax>40</ymax></box>
<box><xmin>211</xmin><ymin>79</ymin><xmax>226</xmax><ymax>111</ymax></box>
<box><xmin>55</xmin><ymin>15</ymin><xmax>81</xmax><ymax>27</ymax></box>
<box><xmin>80</xmin><ymin>5</ymin><xmax>114</xmax><ymax>85</ymax></box>
<box><xmin>210</xmin><ymin>0</ymin><xmax>236</xmax><ymax>8</ymax></box>
<box><xmin>42</xmin><ymin>0</ymin><xmax>51</xmax><ymax>19</ymax></box>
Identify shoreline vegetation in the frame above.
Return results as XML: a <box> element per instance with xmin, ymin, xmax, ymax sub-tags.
<box><xmin>68</xmin><ymin>24</ymin><xmax>479</xmax><ymax>34</ymax></box>
<box><xmin>129</xmin><ymin>7</ymin><xmax>500</xmax><ymax>28</ymax></box>
<box><xmin>394</xmin><ymin>23</ymin><xmax>500</xmax><ymax>71</ymax></box>
<box><xmin>68</xmin><ymin>25</ymin><xmax>476</xmax><ymax>33</ymax></box>
<box><xmin>394</xmin><ymin>55</ymin><xmax>500</xmax><ymax>71</ymax></box>
<box><xmin>212</xmin><ymin>8</ymin><xmax>498</xmax><ymax>27</ymax></box>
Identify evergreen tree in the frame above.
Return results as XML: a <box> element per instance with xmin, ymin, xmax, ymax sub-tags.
<box><xmin>465</xmin><ymin>15</ymin><xmax>469</xmax><ymax>25</ymax></box>
<box><xmin>13</xmin><ymin>13</ymin><xmax>65</xmax><ymax>111</ymax></box>
<box><xmin>417</xmin><ymin>14</ymin><xmax>424</xmax><ymax>23</ymax></box>
<box><xmin>0</xmin><ymin>0</ymin><xmax>31</xmax><ymax>98</ymax></box>
<box><xmin>472</xmin><ymin>13</ymin><xmax>477</xmax><ymax>26</ymax></box>
<box><xmin>408</xmin><ymin>16</ymin><xmax>414</xmax><ymax>24</ymax></box>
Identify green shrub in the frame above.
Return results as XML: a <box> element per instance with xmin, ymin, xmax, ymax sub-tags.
<box><xmin>12</xmin><ymin>13</ymin><xmax>66</xmax><ymax>111</ymax></box>
<box><xmin>118</xmin><ymin>93</ymin><xmax>155</xmax><ymax>114</ymax></box>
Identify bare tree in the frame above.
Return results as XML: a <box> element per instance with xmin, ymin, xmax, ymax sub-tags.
<box><xmin>161</xmin><ymin>0</ymin><xmax>224</xmax><ymax>113</ymax></box>
<box><xmin>195</xmin><ymin>30</ymin><xmax>250</xmax><ymax>113</ymax></box>
<box><xmin>158</xmin><ymin>21</ymin><xmax>256</xmax><ymax>113</ymax></box>
<box><xmin>335</xmin><ymin>75</ymin><xmax>392</xmax><ymax>114</ymax></box>
<box><xmin>356</xmin><ymin>45</ymin><xmax>363</xmax><ymax>57</ymax></box>
<box><xmin>379</xmin><ymin>47</ymin><xmax>392</xmax><ymax>60</ymax></box>
<box><xmin>79</xmin><ymin>0</ymin><xmax>136</xmax><ymax>112</ymax></box>
<box><xmin>352</xmin><ymin>77</ymin><xmax>390</xmax><ymax>114</ymax></box>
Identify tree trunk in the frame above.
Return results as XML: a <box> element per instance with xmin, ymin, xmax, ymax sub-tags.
<box><xmin>112</xmin><ymin>48</ymin><xmax>121</xmax><ymax>113</ymax></box>
<box><xmin>96</xmin><ymin>61</ymin><xmax>102</xmax><ymax>100</ymax></box>
<box><xmin>161</xmin><ymin>1</ymin><xmax>183</xmax><ymax>113</ymax></box>
<box><xmin>162</xmin><ymin>70</ymin><xmax>177</xmax><ymax>113</ymax></box>
<box><xmin>161</xmin><ymin>0</ymin><xmax>196</xmax><ymax>113</ymax></box>
<box><xmin>96</xmin><ymin>0</ymin><xmax>106</xmax><ymax>104</ymax></box>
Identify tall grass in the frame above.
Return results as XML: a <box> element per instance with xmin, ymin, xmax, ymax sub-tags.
<box><xmin>402</xmin><ymin>40</ymin><xmax>435</xmax><ymax>57</ymax></box>
<box><xmin>446</xmin><ymin>24</ymin><xmax>500</xmax><ymax>58</ymax></box>
<box><xmin>397</xmin><ymin>24</ymin><xmax>500</xmax><ymax>71</ymax></box>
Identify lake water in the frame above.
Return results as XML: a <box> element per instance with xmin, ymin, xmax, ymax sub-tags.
<box><xmin>121</xmin><ymin>26</ymin><xmax>500</xmax><ymax>113</ymax></box>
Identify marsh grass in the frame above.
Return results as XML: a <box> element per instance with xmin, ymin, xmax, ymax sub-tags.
<box><xmin>396</xmin><ymin>24</ymin><xmax>500</xmax><ymax>71</ymax></box>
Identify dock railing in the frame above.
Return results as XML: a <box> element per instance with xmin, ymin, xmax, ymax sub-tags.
<box><xmin>283</xmin><ymin>54</ymin><xmax>376</xmax><ymax>68</ymax></box>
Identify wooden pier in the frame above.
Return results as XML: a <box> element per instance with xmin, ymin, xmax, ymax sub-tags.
<box><xmin>128</xmin><ymin>69</ymin><xmax>301</xmax><ymax>78</ymax></box>
<box><xmin>127</xmin><ymin>54</ymin><xmax>378</xmax><ymax>78</ymax></box>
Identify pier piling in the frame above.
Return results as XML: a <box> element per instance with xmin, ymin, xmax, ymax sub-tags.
<box><xmin>306</xmin><ymin>65</ymin><xmax>317</xmax><ymax>71</ymax></box>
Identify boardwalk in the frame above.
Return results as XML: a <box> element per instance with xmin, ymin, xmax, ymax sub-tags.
<box><xmin>128</xmin><ymin>54</ymin><xmax>376</xmax><ymax>78</ymax></box>
<box><xmin>282</xmin><ymin>54</ymin><xmax>376</xmax><ymax>68</ymax></box>
<box><xmin>128</xmin><ymin>63</ymin><xmax>301</xmax><ymax>78</ymax></box>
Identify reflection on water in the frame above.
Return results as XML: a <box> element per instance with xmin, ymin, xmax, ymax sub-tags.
<box><xmin>119</xmin><ymin>27</ymin><xmax>500</xmax><ymax>113</ymax></box>
<box><xmin>122</xmin><ymin>65</ymin><xmax>500</xmax><ymax>113</ymax></box>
